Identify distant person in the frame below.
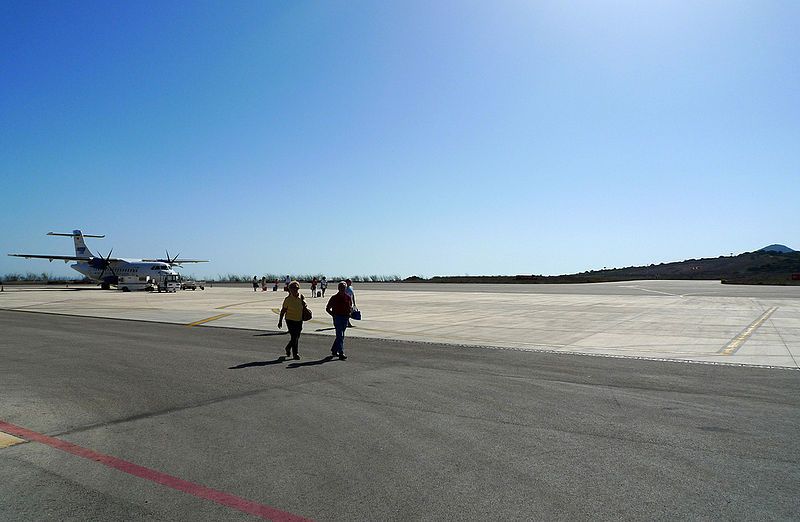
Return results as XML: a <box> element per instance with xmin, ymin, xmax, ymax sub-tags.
<box><xmin>326</xmin><ymin>281</ymin><xmax>352</xmax><ymax>360</ymax></box>
<box><xmin>273</xmin><ymin>279</ymin><xmax>279</xmax><ymax>291</ymax></box>
<box><xmin>261</xmin><ymin>276</ymin><xmax>268</xmax><ymax>291</ymax></box>
<box><xmin>345</xmin><ymin>278</ymin><xmax>356</xmax><ymax>327</ymax></box>
<box><xmin>311</xmin><ymin>277</ymin><xmax>318</xmax><ymax>298</ymax></box>
<box><xmin>278</xmin><ymin>281</ymin><xmax>305</xmax><ymax>360</ymax></box>
<box><xmin>320</xmin><ymin>276</ymin><xmax>328</xmax><ymax>297</ymax></box>
<box><xmin>284</xmin><ymin>274</ymin><xmax>291</xmax><ymax>292</ymax></box>
<box><xmin>252</xmin><ymin>276</ymin><xmax>258</xmax><ymax>292</ymax></box>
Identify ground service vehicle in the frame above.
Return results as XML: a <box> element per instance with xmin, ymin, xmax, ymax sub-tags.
<box><xmin>181</xmin><ymin>279</ymin><xmax>205</xmax><ymax>290</ymax></box>
<box><xmin>156</xmin><ymin>274</ymin><xmax>180</xmax><ymax>293</ymax></box>
<box><xmin>117</xmin><ymin>276</ymin><xmax>154</xmax><ymax>292</ymax></box>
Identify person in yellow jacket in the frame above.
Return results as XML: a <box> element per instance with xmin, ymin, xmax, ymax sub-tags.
<box><xmin>278</xmin><ymin>281</ymin><xmax>305</xmax><ymax>360</ymax></box>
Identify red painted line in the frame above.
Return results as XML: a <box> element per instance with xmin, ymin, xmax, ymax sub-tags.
<box><xmin>0</xmin><ymin>420</ymin><xmax>312</xmax><ymax>522</ymax></box>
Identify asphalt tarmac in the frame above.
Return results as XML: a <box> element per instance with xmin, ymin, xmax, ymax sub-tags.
<box><xmin>1</xmin><ymin>311</ymin><xmax>798</xmax><ymax>521</ymax></box>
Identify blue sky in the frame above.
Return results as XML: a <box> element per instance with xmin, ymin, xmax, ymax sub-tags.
<box><xmin>2</xmin><ymin>1</ymin><xmax>798</xmax><ymax>279</ymax></box>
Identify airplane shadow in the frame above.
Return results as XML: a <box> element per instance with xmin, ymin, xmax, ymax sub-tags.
<box><xmin>286</xmin><ymin>356</ymin><xmax>337</xmax><ymax>369</ymax></box>
<box><xmin>253</xmin><ymin>332</ymin><xmax>287</xmax><ymax>337</ymax></box>
<box><xmin>228</xmin><ymin>356</ymin><xmax>288</xmax><ymax>369</ymax></box>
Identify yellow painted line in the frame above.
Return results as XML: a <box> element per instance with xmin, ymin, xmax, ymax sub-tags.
<box><xmin>0</xmin><ymin>431</ymin><xmax>26</xmax><ymax>448</ymax></box>
<box><xmin>719</xmin><ymin>306</ymin><xmax>778</xmax><ymax>355</ymax></box>
<box><xmin>185</xmin><ymin>313</ymin><xmax>232</xmax><ymax>327</ymax></box>
<box><xmin>215</xmin><ymin>300</ymin><xmax>265</xmax><ymax>310</ymax></box>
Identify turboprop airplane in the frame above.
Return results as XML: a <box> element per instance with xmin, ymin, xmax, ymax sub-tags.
<box><xmin>8</xmin><ymin>230</ymin><xmax>208</xmax><ymax>289</ymax></box>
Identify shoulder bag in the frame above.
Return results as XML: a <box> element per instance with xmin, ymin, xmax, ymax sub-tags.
<box><xmin>301</xmin><ymin>295</ymin><xmax>312</xmax><ymax>321</ymax></box>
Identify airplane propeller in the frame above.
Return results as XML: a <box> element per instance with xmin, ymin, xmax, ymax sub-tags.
<box><xmin>93</xmin><ymin>250</ymin><xmax>118</xmax><ymax>282</ymax></box>
<box><xmin>165</xmin><ymin>250</ymin><xmax>182</xmax><ymax>268</ymax></box>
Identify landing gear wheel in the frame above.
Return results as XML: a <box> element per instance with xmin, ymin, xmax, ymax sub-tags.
<box><xmin>101</xmin><ymin>282</ymin><xmax>110</xmax><ymax>290</ymax></box>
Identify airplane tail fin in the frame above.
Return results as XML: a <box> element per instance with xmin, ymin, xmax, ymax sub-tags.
<box><xmin>47</xmin><ymin>230</ymin><xmax>104</xmax><ymax>259</ymax></box>
<box><xmin>72</xmin><ymin>230</ymin><xmax>93</xmax><ymax>259</ymax></box>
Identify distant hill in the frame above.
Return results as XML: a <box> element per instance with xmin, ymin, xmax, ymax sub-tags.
<box><xmin>758</xmin><ymin>244</ymin><xmax>795</xmax><ymax>253</ymax></box>
<box><xmin>405</xmin><ymin>249</ymin><xmax>800</xmax><ymax>286</ymax></box>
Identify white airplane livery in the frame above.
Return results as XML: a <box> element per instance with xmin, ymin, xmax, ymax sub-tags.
<box><xmin>9</xmin><ymin>230</ymin><xmax>208</xmax><ymax>289</ymax></box>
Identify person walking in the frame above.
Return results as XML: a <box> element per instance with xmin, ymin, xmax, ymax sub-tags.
<box><xmin>311</xmin><ymin>277</ymin><xmax>318</xmax><ymax>298</ymax></box>
<box><xmin>326</xmin><ymin>281</ymin><xmax>352</xmax><ymax>360</ymax></box>
<box><xmin>278</xmin><ymin>281</ymin><xmax>305</xmax><ymax>360</ymax></box>
<box><xmin>320</xmin><ymin>276</ymin><xmax>328</xmax><ymax>297</ymax></box>
<box><xmin>345</xmin><ymin>278</ymin><xmax>356</xmax><ymax>327</ymax></box>
<box><xmin>252</xmin><ymin>276</ymin><xmax>258</xmax><ymax>292</ymax></box>
<box><xmin>284</xmin><ymin>274</ymin><xmax>291</xmax><ymax>291</ymax></box>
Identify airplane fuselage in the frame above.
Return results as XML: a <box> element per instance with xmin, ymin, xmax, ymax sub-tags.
<box><xmin>72</xmin><ymin>259</ymin><xmax>178</xmax><ymax>283</ymax></box>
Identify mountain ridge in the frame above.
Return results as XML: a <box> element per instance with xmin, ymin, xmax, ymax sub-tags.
<box><xmin>758</xmin><ymin>244</ymin><xmax>795</xmax><ymax>253</ymax></box>
<box><xmin>406</xmin><ymin>248</ymin><xmax>800</xmax><ymax>286</ymax></box>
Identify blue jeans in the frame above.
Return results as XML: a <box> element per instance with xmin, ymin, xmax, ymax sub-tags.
<box><xmin>332</xmin><ymin>315</ymin><xmax>349</xmax><ymax>355</ymax></box>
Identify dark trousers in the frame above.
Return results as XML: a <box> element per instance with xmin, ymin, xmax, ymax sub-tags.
<box><xmin>332</xmin><ymin>314</ymin><xmax>348</xmax><ymax>355</ymax></box>
<box><xmin>285</xmin><ymin>319</ymin><xmax>302</xmax><ymax>356</ymax></box>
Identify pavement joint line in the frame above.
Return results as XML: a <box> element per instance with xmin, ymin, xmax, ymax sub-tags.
<box><xmin>719</xmin><ymin>306</ymin><xmax>779</xmax><ymax>355</ymax></box>
<box><xmin>0</xmin><ymin>420</ymin><xmax>312</xmax><ymax>522</ymax></box>
<box><xmin>619</xmin><ymin>285</ymin><xmax>681</xmax><ymax>297</ymax></box>
<box><xmin>185</xmin><ymin>313</ymin><xmax>233</xmax><ymax>327</ymax></box>
<box><xmin>768</xmin><ymin>315</ymin><xmax>800</xmax><ymax>368</ymax></box>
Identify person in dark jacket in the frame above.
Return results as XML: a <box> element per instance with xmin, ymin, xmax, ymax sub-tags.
<box><xmin>325</xmin><ymin>281</ymin><xmax>352</xmax><ymax>360</ymax></box>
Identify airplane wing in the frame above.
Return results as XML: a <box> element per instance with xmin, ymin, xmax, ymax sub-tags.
<box><xmin>8</xmin><ymin>254</ymin><xmax>124</xmax><ymax>263</ymax></box>
<box><xmin>8</xmin><ymin>253</ymin><xmax>87</xmax><ymax>262</ymax></box>
<box><xmin>141</xmin><ymin>258</ymin><xmax>209</xmax><ymax>264</ymax></box>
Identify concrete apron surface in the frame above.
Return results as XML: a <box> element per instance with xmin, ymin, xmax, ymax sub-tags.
<box><xmin>2</xmin><ymin>281</ymin><xmax>799</xmax><ymax>368</ymax></box>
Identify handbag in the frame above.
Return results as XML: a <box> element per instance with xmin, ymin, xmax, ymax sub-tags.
<box><xmin>302</xmin><ymin>298</ymin><xmax>312</xmax><ymax>321</ymax></box>
<box><xmin>350</xmin><ymin>308</ymin><xmax>361</xmax><ymax>321</ymax></box>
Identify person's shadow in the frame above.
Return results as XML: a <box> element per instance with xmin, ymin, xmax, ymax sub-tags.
<box><xmin>228</xmin><ymin>356</ymin><xmax>288</xmax><ymax>369</ymax></box>
<box><xmin>286</xmin><ymin>356</ymin><xmax>337</xmax><ymax>369</ymax></box>
<box><xmin>253</xmin><ymin>332</ymin><xmax>287</xmax><ymax>337</ymax></box>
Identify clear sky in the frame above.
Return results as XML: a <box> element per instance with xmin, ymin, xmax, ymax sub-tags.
<box><xmin>2</xmin><ymin>1</ymin><xmax>798</xmax><ymax>279</ymax></box>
